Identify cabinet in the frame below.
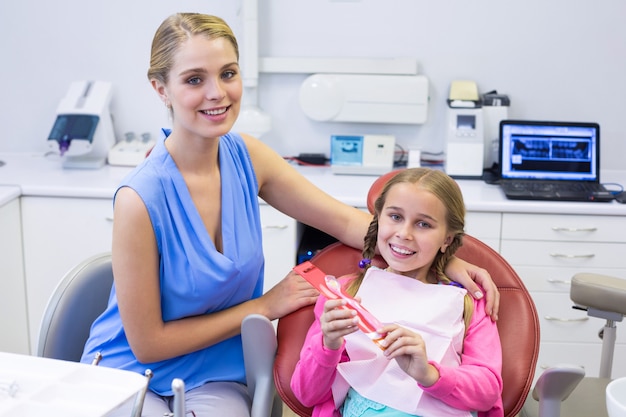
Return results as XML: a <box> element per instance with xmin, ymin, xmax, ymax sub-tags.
<box><xmin>465</xmin><ymin>211</ymin><xmax>501</xmax><ymax>251</ymax></box>
<box><xmin>260</xmin><ymin>203</ymin><xmax>297</xmax><ymax>292</ymax></box>
<box><xmin>21</xmin><ymin>196</ymin><xmax>115</xmax><ymax>353</ymax></box>
<box><xmin>0</xmin><ymin>198</ymin><xmax>29</xmax><ymax>354</ymax></box>
<box><xmin>19</xmin><ymin>196</ymin><xmax>297</xmax><ymax>354</ymax></box>
<box><xmin>500</xmin><ymin>213</ymin><xmax>626</xmax><ymax>379</ymax></box>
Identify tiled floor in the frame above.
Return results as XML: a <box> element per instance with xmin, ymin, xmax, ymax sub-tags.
<box><xmin>282</xmin><ymin>406</ymin><xmax>299</xmax><ymax>417</ymax></box>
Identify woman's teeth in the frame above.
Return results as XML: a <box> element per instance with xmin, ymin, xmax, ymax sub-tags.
<box><xmin>202</xmin><ymin>108</ymin><xmax>227</xmax><ymax>115</ymax></box>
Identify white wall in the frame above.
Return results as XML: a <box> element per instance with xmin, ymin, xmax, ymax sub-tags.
<box><xmin>1</xmin><ymin>0</ymin><xmax>625</xmax><ymax>170</ymax></box>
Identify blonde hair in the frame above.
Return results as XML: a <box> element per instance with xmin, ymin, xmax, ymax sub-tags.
<box><xmin>347</xmin><ymin>168</ymin><xmax>474</xmax><ymax>329</ymax></box>
<box><xmin>147</xmin><ymin>13</ymin><xmax>239</xmax><ymax>84</ymax></box>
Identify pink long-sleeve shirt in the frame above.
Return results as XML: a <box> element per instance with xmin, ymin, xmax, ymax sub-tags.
<box><xmin>291</xmin><ymin>289</ymin><xmax>504</xmax><ymax>417</ymax></box>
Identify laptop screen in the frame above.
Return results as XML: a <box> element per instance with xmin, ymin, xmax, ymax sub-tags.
<box><xmin>499</xmin><ymin>120</ymin><xmax>600</xmax><ymax>182</ymax></box>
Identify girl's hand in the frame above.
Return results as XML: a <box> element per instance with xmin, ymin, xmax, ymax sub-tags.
<box><xmin>445</xmin><ymin>256</ymin><xmax>500</xmax><ymax>321</ymax></box>
<box><xmin>379</xmin><ymin>324</ymin><xmax>439</xmax><ymax>387</ymax></box>
<box><xmin>320</xmin><ymin>299</ymin><xmax>359</xmax><ymax>350</ymax></box>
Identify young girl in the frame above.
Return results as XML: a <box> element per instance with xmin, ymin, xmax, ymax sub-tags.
<box><xmin>291</xmin><ymin>168</ymin><xmax>504</xmax><ymax>417</ymax></box>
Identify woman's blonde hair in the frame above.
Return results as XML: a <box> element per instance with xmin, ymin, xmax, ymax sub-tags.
<box><xmin>347</xmin><ymin>168</ymin><xmax>474</xmax><ymax>329</ymax></box>
<box><xmin>147</xmin><ymin>13</ymin><xmax>239</xmax><ymax>84</ymax></box>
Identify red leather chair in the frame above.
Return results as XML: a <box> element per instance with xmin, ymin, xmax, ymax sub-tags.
<box><xmin>273</xmin><ymin>170</ymin><xmax>540</xmax><ymax>417</ymax></box>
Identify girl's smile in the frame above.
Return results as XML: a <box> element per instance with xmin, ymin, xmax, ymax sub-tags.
<box><xmin>377</xmin><ymin>183</ymin><xmax>453</xmax><ymax>282</ymax></box>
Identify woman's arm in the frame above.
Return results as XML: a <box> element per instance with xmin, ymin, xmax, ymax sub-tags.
<box><xmin>246</xmin><ymin>134</ymin><xmax>500</xmax><ymax>318</ymax></box>
<box><xmin>245</xmin><ymin>134</ymin><xmax>371</xmax><ymax>249</ymax></box>
<box><xmin>444</xmin><ymin>258</ymin><xmax>500</xmax><ymax>320</ymax></box>
<box><xmin>112</xmin><ymin>187</ymin><xmax>318</xmax><ymax>363</ymax></box>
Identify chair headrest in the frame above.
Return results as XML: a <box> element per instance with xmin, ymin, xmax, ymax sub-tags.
<box><xmin>367</xmin><ymin>169</ymin><xmax>403</xmax><ymax>214</ymax></box>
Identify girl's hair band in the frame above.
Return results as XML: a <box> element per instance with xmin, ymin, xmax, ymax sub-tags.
<box><xmin>358</xmin><ymin>258</ymin><xmax>371</xmax><ymax>269</ymax></box>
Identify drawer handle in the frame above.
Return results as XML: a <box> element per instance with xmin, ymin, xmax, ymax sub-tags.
<box><xmin>546</xmin><ymin>279</ymin><xmax>571</xmax><ymax>285</ymax></box>
<box><xmin>540</xmin><ymin>364</ymin><xmax>585</xmax><ymax>370</ymax></box>
<box><xmin>551</xmin><ymin>226</ymin><xmax>597</xmax><ymax>233</ymax></box>
<box><xmin>544</xmin><ymin>316</ymin><xmax>589</xmax><ymax>322</ymax></box>
<box><xmin>549</xmin><ymin>253</ymin><xmax>595</xmax><ymax>259</ymax></box>
<box><xmin>263</xmin><ymin>224</ymin><xmax>288</xmax><ymax>230</ymax></box>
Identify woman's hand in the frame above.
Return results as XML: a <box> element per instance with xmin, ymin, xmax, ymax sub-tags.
<box><xmin>445</xmin><ymin>257</ymin><xmax>500</xmax><ymax>321</ymax></box>
<box><xmin>320</xmin><ymin>299</ymin><xmax>359</xmax><ymax>350</ymax></box>
<box><xmin>379</xmin><ymin>324</ymin><xmax>439</xmax><ymax>387</ymax></box>
<box><xmin>262</xmin><ymin>270</ymin><xmax>319</xmax><ymax>320</ymax></box>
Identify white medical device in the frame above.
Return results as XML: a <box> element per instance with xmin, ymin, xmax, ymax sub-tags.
<box><xmin>481</xmin><ymin>91</ymin><xmax>510</xmax><ymax>169</ymax></box>
<box><xmin>47</xmin><ymin>80</ymin><xmax>115</xmax><ymax>169</ymax></box>
<box><xmin>299</xmin><ymin>74</ymin><xmax>428</xmax><ymax>124</ymax></box>
<box><xmin>330</xmin><ymin>134</ymin><xmax>395</xmax><ymax>175</ymax></box>
<box><xmin>107</xmin><ymin>132</ymin><xmax>155</xmax><ymax>167</ymax></box>
<box><xmin>444</xmin><ymin>81</ymin><xmax>485</xmax><ymax>178</ymax></box>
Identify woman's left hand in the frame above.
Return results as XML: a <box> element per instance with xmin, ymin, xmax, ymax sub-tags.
<box><xmin>444</xmin><ymin>256</ymin><xmax>500</xmax><ymax>321</ymax></box>
<box><xmin>379</xmin><ymin>324</ymin><xmax>439</xmax><ymax>387</ymax></box>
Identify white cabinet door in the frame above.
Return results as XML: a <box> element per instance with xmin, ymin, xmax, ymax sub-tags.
<box><xmin>465</xmin><ymin>211</ymin><xmax>501</xmax><ymax>252</ymax></box>
<box><xmin>260</xmin><ymin>204</ymin><xmax>297</xmax><ymax>293</ymax></box>
<box><xmin>21</xmin><ymin>196</ymin><xmax>114</xmax><ymax>353</ymax></box>
<box><xmin>0</xmin><ymin>198</ymin><xmax>29</xmax><ymax>353</ymax></box>
<box><xmin>501</xmin><ymin>212</ymin><xmax>626</xmax><ymax>382</ymax></box>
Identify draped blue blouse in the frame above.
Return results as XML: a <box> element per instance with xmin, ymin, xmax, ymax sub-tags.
<box><xmin>81</xmin><ymin>130</ymin><xmax>264</xmax><ymax>395</ymax></box>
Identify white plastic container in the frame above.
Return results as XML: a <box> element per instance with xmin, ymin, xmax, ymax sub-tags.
<box><xmin>607</xmin><ymin>377</ymin><xmax>626</xmax><ymax>417</ymax></box>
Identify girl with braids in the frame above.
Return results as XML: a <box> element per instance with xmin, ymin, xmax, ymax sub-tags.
<box><xmin>291</xmin><ymin>168</ymin><xmax>503</xmax><ymax>417</ymax></box>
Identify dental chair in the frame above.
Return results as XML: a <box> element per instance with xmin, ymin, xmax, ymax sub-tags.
<box><xmin>38</xmin><ymin>252</ymin><xmax>282</xmax><ymax>417</ymax></box>
<box><xmin>521</xmin><ymin>272</ymin><xmax>626</xmax><ymax>417</ymax></box>
<box><xmin>272</xmin><ymin>169</ymin><xmax>541</xmax><ymax>417</ymax></box>
<box><xmin>37</xmin><ymin>252</ymin><xmax>114</xmax><ymax>362</ymax></box>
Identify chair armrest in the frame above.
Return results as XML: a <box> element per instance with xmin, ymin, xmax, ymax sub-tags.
<box><xmin>531</xmin><ymin>364</ymin><xmax>585</xmax><ymax>417</ymax></box>
<box><xmin>242</xmin><ymin>314</ymin><xmax>282</xmax><ymax>417</ymax></box>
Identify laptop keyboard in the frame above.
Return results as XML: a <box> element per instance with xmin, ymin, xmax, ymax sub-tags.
<box><xmin>507</xmin><ymin>181</ymin><xmax>604</xmax><ymax>193</ymax></box>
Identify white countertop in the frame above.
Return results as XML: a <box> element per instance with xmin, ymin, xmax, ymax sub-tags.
<box><xmin>297</xmin><ymin>165</ymin><xmax>626</xmax><ymax>215</ymax></box>
<box><xmin>0</xmin><ymin>153</ymin><xmax>132</xmax><ymax>199</ymax></box>
<box><xmin>0</xmin><ymin>185</ymin><xmax>20</xmax><ymax>207</ymax></box>
<box><xmin>0</xmin><ymin>152</ymin><xmax>625</xmax><ymax>215</ymax></box>
<box><xmin>0</xmin><ymin>352</ymin><xmax>146</xmax><ymax>417</ymax></box>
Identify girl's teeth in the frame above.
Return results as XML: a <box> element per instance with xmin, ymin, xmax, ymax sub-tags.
<box><xmin>392</xmin><ymin>245</ymin><xmax>413</xmax><ymax>255</ymax></box>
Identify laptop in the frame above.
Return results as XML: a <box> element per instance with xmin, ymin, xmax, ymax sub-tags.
<box><xmin>498</xmin><ymin>120</ymin><xmax>614</xmax><ymax>202</ymax></box>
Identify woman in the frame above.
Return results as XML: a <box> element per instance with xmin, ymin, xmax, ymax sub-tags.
<box><xmin>81</xmin><ymin>13</ymin><xmax>499</xmax><ymax>417</ymax></box>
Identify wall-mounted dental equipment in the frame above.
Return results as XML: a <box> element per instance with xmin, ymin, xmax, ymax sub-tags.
<box><xmin>47</xmin><ymin>81</ymin><xmax>115</xmax><ymax>169</ymax></box>
<box><xmin>299</xmin><ymin>74</ymin><xmax>429</xmax><ymax>124</ymax></box>
<box><xmin>232</xmin><ymin>0</ymin><xmax>271</xmax><ymax>138</ymax></box>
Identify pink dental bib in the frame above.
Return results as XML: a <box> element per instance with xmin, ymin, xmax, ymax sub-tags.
<box><xmin>332</xmin><ymin>268</ymin><xmax>471</xmax><ymax>417</ymax></box>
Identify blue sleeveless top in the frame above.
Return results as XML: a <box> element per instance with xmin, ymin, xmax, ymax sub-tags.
<box><xmin>80</xmin><ymin>131</ymin><xmax>264</xmax><ymax>395</ymax></box>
